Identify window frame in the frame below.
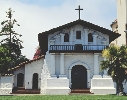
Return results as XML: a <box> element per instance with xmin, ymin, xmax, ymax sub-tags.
<box><xmin>64</xmin><ymin>33</ymin><xmax>69</xmax><ymax>42</ymax></box>
<box><xmin>76</xmin><ymin>31</ymin><xmax>81</xmax><ymax>39</ymax></box>
<box><xmin>88</xmin><ymin>33</ymin><xmax>93</xmax><ymax>42</ymax></box>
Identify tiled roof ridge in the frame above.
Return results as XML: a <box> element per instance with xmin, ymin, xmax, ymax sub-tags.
<box><xmin>41</xmin><ymin>19</ymin><xmax>115</xmax><ymax>34</ymax></box>
<box><xmin>0</xmin><ymin>74</ymin><xmax>13</xmax><ymax>76</ymax></box>
<box><xmin>7</xmin><ymin>55</ymin><xmax>44</xmax><ymax>71</ymax></box>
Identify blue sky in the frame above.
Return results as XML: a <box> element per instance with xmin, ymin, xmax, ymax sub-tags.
<box><xmin>18</xmin><ymin>0</ymin><xmax>66</xmax><ymax>7</ymax></box>
<box><xmin>0</xmin><ymin>0</ymin><xmax>117</xmax><ymax>59</ymax></box>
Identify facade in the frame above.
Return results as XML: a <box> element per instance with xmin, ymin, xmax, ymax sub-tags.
<box><xmin>0</xmin><ymin>19</ymin><xmax>120</xmax><ymax>95</ymax></box>
<box><xmin>1</xmin><ymin>0</ymin><xmax>127</xmax><ymax>94</ymax></box>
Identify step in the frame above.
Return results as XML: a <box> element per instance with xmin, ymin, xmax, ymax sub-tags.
<box><xmin>71</xmin><ymin>89</ymin><xmax>93</xmax><ymax>94</ymax></box>
<box><xmin>12</xmin><ymin>89</ymin><xmax>40</xmax><ymax>94</ymax></box>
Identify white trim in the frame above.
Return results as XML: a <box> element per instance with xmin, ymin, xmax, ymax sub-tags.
<box><xmin>68</xmin><ymin>61</ymin><xmax>90</xmax><ymax>70</ymax></box>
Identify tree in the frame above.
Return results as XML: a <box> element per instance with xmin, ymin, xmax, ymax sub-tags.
<box><xmin>0</xmin><ymin>8</ymin><xmax>28</xmax><ymax>73</ymax></box>
<box><xmin>0</xmin><ymin>46</ymin><xmax>11</xmax><ymax>74</ymax></box>
<box><xmin>100</xmin><ymin>45</ymin><xmax>127</xmax><ymax>95</ymax></box>
<box><xmin>0</xmin><ymin>8</ymin><xmax>23</xmax><ymax>58</ymax></box>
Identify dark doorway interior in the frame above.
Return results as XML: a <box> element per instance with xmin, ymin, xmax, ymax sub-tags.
<box><xmin>75</xmin><ymin>44</ymin><xmax>83</xmax><ymax>51</ymax></box>
<box><xmin>32</xmin><ymin>73</ymin><xmax>38</xmax><ymax>89</ymax></box>
<box><xmin>71</xmin><ymin>65</ymin><xmax>87</xmax><ymax>89</ymax></box>
<box><xmin>17</xmin><ymin>73</ymin><xmax>24</xmax><ymax>87</ymax></box>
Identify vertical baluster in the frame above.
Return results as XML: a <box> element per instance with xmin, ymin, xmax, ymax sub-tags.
<box><xmin>50</xmin><ymin>46</ymin><xmax>51</xmax><ymax>50</ymax></box>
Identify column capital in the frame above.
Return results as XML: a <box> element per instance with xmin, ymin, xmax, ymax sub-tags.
<box><xmin>60</xmin><ymin>53</ymin><xmax>65</xmax><ymax>55</ymax></box>
<box><xmin>94</xmin><ymin>53</ymin><xmax>100</xmax><ymax>55</ymax></box>
<box><xmin>60</xmin><ymin>33</ymin><xmax>65</xmax><ymax>36</ymax></box>
<box><xmin>84</xmin><ymin>28</ymin><xmax>88</xmax><ymax>32</ymax></box>
<box><xmin>87</xmin><ymin>69</ymin><xmax>90</xmax><ymax>72</ymax></box>
<box><xmin>50</xmin><ymin>40</ymin><xmax>55</xmax><ymax>42</ymax></box>
<box><xmin>50</xmin><ymin>53</ymin><xmax>55</xmax><ymax>55</ymax></box>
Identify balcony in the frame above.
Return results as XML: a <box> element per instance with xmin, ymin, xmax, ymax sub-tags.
<box><xmin>49</xmin><ymin>45</ymin><xmax>108</xmax><ymax>53</ymax></box>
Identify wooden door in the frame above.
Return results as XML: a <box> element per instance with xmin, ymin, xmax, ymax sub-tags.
<box><xmin>71</xmin><ymin>65</ymin><xmax>87</xmax><ymax>89</ymax></box>
<box><xmin>32</xmin><ymin>73</ymin><xmax>38</xmax><ymax>89</ymax></box>
<box><xmin>17</xmin><ymin>73</ymin><xmax>24</xmax><ymax>87</ymax></box>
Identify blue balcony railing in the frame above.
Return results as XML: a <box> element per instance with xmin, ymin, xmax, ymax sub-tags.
<box><xmin>49</xmin><ymin>45</ymin><xmax>108</xmax><ymax>51</ymax></box>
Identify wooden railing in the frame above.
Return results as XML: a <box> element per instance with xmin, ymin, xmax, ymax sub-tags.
<box><xmin>49</xmin><ymin>45</ymin><xmax>108</xmax><ymax>51</ymax></box>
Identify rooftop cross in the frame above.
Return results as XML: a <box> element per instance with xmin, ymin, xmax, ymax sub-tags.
<box><xmin>75</xmin><ymin>5</ymin><xmax>83</xmax><ymax>20</ymax></box>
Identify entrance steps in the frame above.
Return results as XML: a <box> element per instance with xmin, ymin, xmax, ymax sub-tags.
<box><xmin>12</xmin><ymin>87</ymin><xmax>40</xmax><ymax>94</ymax></box>
<box><xmin>70</xmin><ymin>88</ymin><xmax>93</xmax><ymax>94</ymax></box>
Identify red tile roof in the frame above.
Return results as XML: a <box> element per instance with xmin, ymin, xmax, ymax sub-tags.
<box><xmin>8</xmin><ymin>55</ymin><xmax>44</xmax><ymax>71</ymax></box>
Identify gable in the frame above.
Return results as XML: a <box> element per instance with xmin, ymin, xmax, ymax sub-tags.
<box><xmin>48</xmin><ymin>25</ymin><xmax>109</xmax><ymax>46</ymax></box>
<box><xmin>38</xmin><ymin>19</ymin><xmax>121</xmax><ymax>55</ymax></box>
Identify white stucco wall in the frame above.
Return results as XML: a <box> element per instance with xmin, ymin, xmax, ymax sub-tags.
<box><xmin>45</xmin><ymin>52</ymin><xmax>102</xmax><ymax>88</ymax></box>
<box><xmin>116</xmin><ymin>0</ymin><xmax>127</xmax><ymax>46</ymax></box>
<box><xmin>48</xmin><ymin>25</ymin><xmax>109</xmax><ymax>51</ymax></box>
<box><xmin>25</xmin><ymin>58</ymin><xmax>44</xmax><ymax>89</ymax></box>
<box><xmin>13</xmin><ymin>67</ymin><xmax>25</xmax><ymax>87</ymax></box>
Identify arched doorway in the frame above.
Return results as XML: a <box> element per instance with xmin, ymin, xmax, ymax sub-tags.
<box><xmin>71</xmin><ymin>65</ymin><xmax>87</xmax><ymax>89</ymax></box>
<box><xmin>17</xmin><ymin>73</ymin><xmax>24</xmax><ymax>87</ymax></box>
<box><xmin>32</xmin><ymin>73</ymin><xmax>38</xmax><ymax>89</ymax></box>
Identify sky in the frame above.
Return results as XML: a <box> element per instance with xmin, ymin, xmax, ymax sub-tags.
<box><xmin>0</xmin><ymin>0</ymin><xmax>117</xmax><ymax>59</ymax></box>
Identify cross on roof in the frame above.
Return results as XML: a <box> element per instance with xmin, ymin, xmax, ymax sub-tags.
<box><xmin>75</xmin><ymin>5</ymin><xmax>83</xmax><ymax>20</ymax></box>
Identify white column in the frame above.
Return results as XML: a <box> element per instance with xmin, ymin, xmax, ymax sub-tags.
<box><xmin>60</xmin><ymin>33</ymin><xmax>65</xmax><ymax>45</ymax></box>
<box><xmin>50</xmin><ymin>40</ymin><xmax>55</xmax><ymax>50</ymax></box>
<box><xmin>93</xmin><ymin>34</ymin><xmax>98</xmax><ymax>50</ymax></box>
<box><xmin>59</xmin><ymin>53</ymin><xmax>66</xmax><ymax>78</ymax></box>
<box><xmin>84</xmin><ymin>29</ymin><xmax>88</xmax><ymax>45</ymax></box>
<box><xmin>87</xmin><ymin>69</ymin><xmax>91</xmax><ymax>88</ymax></box>
<box><xmin>94</xmin><ymin>53</ymin><xmax>99</xmax><ymax>75</ymax></box>
<box><xmin>93</xmin><ymin>34</ymin><xmax>98</xmax><ymax>45</ymax></box>
<box><xmin>50</xmin><ymin>53</ymin><xmax>56</xmax><ymax>77</ymax></box>
<box><xmin>70</xmin><ymin>29</ymin><xmax>73</xmax><ymax>45</ymax></box>
<box><xmin>50</xmin><ymin>40</ymin><xmax>55</xmax><ymax>45</ymax></box>
<box><xmin>68</xmin><ymin>69</ymin><xmax>71</xmax><ymax>88</ymax></box>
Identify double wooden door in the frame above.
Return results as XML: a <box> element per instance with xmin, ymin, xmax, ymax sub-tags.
<box><xmin>71</xmin><ymin>65</ymin><xmax>87</xmax><ymax>89</ymax></box>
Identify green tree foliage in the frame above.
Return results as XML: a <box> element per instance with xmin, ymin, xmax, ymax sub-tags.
<box><xmin>101</xmin><ymin>45</ymin><xmax>127</xmax><ymax>95</ymax></box>
<box><xmin>0</xmin><ymin>46</ymin><xmax>11</xmax><ymax>73</ymax></box>
<box><xmin>0</xmin><ymin>8</ymin><xmax>29</xmax><ymax>73</ymax></box>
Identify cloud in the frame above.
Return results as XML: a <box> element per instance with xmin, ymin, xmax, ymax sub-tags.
<box><xmin>0</xmin><ymin>0</ymin><xmax>116</xmax><ymax>59</ymax></box>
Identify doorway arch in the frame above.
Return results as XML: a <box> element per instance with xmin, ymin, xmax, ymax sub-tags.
<box><xmin>32</xmin><ymin>73</ymin><xmax>38</xmax><ymax>89</ymax></box>
<box><xmin>71</xmin><ymin>65</ymin><xmax>87</xmax><ymax>89</ymax></box>
<box><xmin>68</xmin><ymin>61</ymin><xmax>90</xmax><ymax>88</ymax></box>
<box><xmin>17</xmin><ymin>73</ymin><xmax>24</xmax><ymax>87</ymax></box>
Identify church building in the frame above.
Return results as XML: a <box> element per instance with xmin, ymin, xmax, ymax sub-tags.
<box><xmin>0</xmin><ymin>1</ymin><xmax>127</xmax><ymax>95</ymax></box>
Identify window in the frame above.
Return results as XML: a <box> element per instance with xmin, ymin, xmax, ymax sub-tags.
<box><xmin>64</xmin><ymin>33</ymin><xmax>69</xmax><ymax>42</ymax></box>
<box><xmin>88</xmin><ymin>33</ymin><xmax>93</xmax><ymax>42</ymax></box>
<box><xmin>76</xmin><ymin>31</ymin><xmax>81</xmax><ymax>39</ymax></box>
